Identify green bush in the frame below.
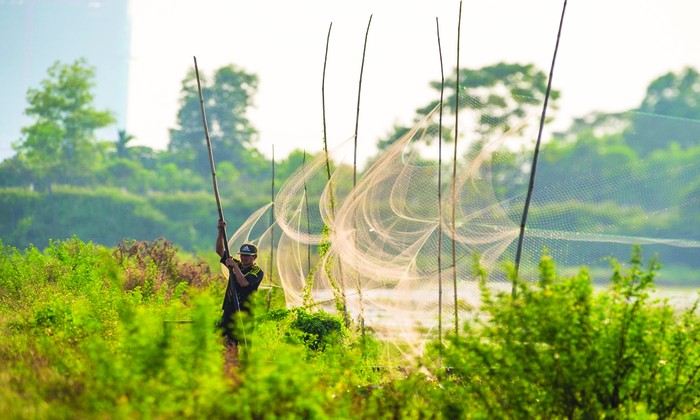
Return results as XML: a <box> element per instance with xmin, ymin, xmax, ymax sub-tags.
<box><xmin>0</xmin><ymin>186</ymin><xmax>261</xmax><ymax>253</ymax></box>
<box><xmin>436</xmin><ymin>246</ymin><xmax>700</xmax><ymax>418</ymax></box>
<box><xmin>2</xmin><ymin>238</ymin><xmax>699</xmax><ymax>418</ymax></box>
<box><xmin>290</xmin><ymin>309</ymin><xmax>345</xmax><ymax>351</ymax></box>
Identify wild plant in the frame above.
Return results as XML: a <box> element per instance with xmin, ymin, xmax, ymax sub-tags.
<box><xmin>435</xmin><ymin>246</ymin><xmax>700</xmax><ymax>418</ymax></box>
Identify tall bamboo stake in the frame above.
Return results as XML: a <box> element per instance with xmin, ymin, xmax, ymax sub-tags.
<box><xmin>303</xmin><ymin>151</ymin><xmax>312</xmax><ymax>273</ymax></box>
<box><xmin>451</xmin><ymin>0</ymin><xmax>463</xmax><ymax>340</ymax></box>
<box><xmin>193</xmin><ymin>56</ymin><xmax>246</xmax><ymax>347</ymax></box>
<box><xmin>354</xmin><ymin>15</ymin><xmax>372</xmax><ymax>188</ymax></box>
<box><xmin>513</xmin><ymin>0</ymin><xmax>569</xmax><ymax>296</ymax></box>
<box><xmin>322</xmin><ymin>23</ymin><xmax>336</xmax><ymax>217</ymax></box>
<box><xmin>353</xmin><ymin>14</ymin><xmax>373</xmax><ymax>338</ymax></box>
<box><xmin>321</xmin><ymin>22</ymin><xmax>349</xmax><ymax>325</ymax></box>
<box><xmin>267</xmin><ymin>145</ymin><xmax>275</xmax><ymax>311</ymax></box>
<box><xmin>435</xmin><ymin>16</ymin><xmax>445</xmax><ymax>357</ymax></box>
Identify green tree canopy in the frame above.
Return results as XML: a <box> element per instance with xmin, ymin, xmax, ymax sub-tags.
<box><xmin>377</xmin><ymin>62</ymin><xmax>559</xmax><ymax>151</ymax></box>
<box><xmin>115</xmin><ymin>128</ymin><xmax>135</xmax><ymax>159</ymax></box>
<box><xmin>13</xmin><ymin>58</ymin><xmax>115</xmax><ymax>191</ymax></box>
<box><xmin>624</xmin><ymin>67</ymin><xmax>700</xmax><ymax>155</ymax></box>
<box><xmin>168</xmin><ymin>64</ymin><xmax>259</xmax><ymax>177</ymax></box>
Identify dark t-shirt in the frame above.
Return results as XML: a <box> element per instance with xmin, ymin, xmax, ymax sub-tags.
<box><xmin>220</xmin><ymin>254</ymin><xmax>264</xmax><ymax>313</ymax></box>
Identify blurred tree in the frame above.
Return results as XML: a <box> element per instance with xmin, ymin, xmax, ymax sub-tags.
<box><xmin>624</xmin><ymin>67</ymin><xmax>700</xmax><ymax>156</ymax></box>
<box><xmin>555</xmin><ymin>111</ymin><xmax>631</xmax><ymax>143</ymax></box>
<box><xmin>377</xmin><ymin>62</ymin><xmax>559</xmax><ymax>151</ymax></box>
<box><xmin>169</xmin><ymin>64</ymin><xmax>260</xmax><ymax>178</ymax></box>
<box><xmin>0</xmin><ymin>157</ymin><xmax>32</xmax><ymax>188</ymax></box>
<box><xmin>275</xmin><ymin>149</ymin><xmax>307</xmax><ymax>182</ymax></box>
<box><xmin>13</xmin><ymin>59</ymin><xmax>115</xmax><ymax>192</ymax></box>
<box><xmin>538</xmin><ymin>130</ymin><xmax>638</xmax><ymax>204</ymax></box>
<box><xmin>115</xmin><ymin>128</ymin><xmax>135</xmax><ymax>159</ymax></box>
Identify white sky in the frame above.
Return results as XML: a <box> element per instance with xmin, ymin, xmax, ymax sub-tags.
<box><xmin>126</xmin><ymin>0</ymin><xmax>700</xmax><ymax>164</ymax></box>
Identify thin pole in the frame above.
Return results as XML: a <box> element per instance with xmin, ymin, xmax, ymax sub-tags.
<box><xmin>321</xmin><ymin>22</ymin><xmax>348</xmax><ymax>325</ymax></box>
<box><xmin>513</xmin><ymin>0</ymin><xmax>569</xmax><ymax>295</ymax></box>
<box><xmin>354</xmin><ymin>14</ymin><xmax>373</xmax><ymax>338</ymax></box>
<box><xmin>451</xmin><ymin>0</ymin><xmax>463</xmax><ymax>340</ymax></box>
<box><xmin>322</xmin><ymin>23</ymin><xmax>336</xmax><ymax>218</ymax></box>
<box><xmin>193</xmin><ymin>56</ymin><xmax>246</xmax><ymax>346</ymax></box>
<box><xmin>267</xmin><ymin>145</ymin><xmax>275</xmax><ymax>311</ymax></box>
<box><xmin>354</xmin><ymin>14</ymin><xmax>372</xmax><ymax>188</ymax></box>
<box><xmin>436</xmin><ymin>16</ymin><xmax>445</xmax><ymax>357</ymax></box>
<box><xmin>303</xmin><ymin>151</ymin><xmax>312</xmax><ymax>273</ymax></box>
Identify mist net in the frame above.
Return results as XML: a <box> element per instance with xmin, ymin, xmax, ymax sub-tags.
<box><xmin>225</xmin><ymin>89</ymin><xmax>700</xmax><ymax>358</ymax></box>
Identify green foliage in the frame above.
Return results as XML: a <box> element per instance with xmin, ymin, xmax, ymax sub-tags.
<box><xmin>0</xmin><ymin>186</ymin><xmax>167</xmax><ymax>249</ymax></box>
<box><xmin>112</xmin><ymin>238</ymin><xmax>211</xmax><ymax>296</ymax></box>
<box><xmin>541</xmin><ymin>129</ymin><xmax>638</xmax><ymax>190</ymax></box>
<box><xmin>535</xmin><ymin>129</ymin><xmax>700</xmax><ymax>269</ymax></box>
<box><xmin>14</xmin><ymin>59</ymin><xmax>115</xmax><ymax>191</ymax></box>
<box><xmin>3</xmin><ymin>59</ymin><xmax>699</xmax><ymax>267</ymax></box>
<box><xmin>436</xmin><ymin>247</ymin><xmax>700</xmax><ymax>418</ymax></box>
<box><xmin>626</xmin><ymin>67</ymin><xmax>700</xmax><ymax>156</ymax></box>
<box><xmin>232</xmin><ymin>340</ymin><xmax>330</xmax><ymax>419</ymax></box>
<box><xmin>377</xmin><ymin>62</ymin><xmax>558</xmax><ymax>150</ymax></box>
<box><xmin>0</xmin><ymin>58</ymin><xmax>278</xmax><ymax>254</ymax></box>
<box><xmin>0</xmin><ymin>185</ymin><xmax>261</xmax><ymax>253</ymax></box>
<box><xmin>1</xmin><ymin>238</ymin><xmax>699</xmax><ymax>417</ymax></box>
<box><xmin>290</xmin><ymin>309</ymin><xmax>345</xmax><ymax>351</ymax></box>
<box><xmin>255</xmin><ymin>307</ymin><xmax>346</xmax><ymax>352</ymax></box>
<box><xmin>0</xmin><ymin>238</ymin><xmax>226</xmax><ymax>417</ymax></box>
<box><xmin>248</xmin><ymin>305</ymin><xmax>401</xmax><ymax>418</ymax></box>
<box><xmin>168</xmin><ymin>64</ymin><xmax>260</xmax><ymax>179</ymax></box>
<box><xmin>559</xmin><ymin>67</ymin><xmax>700</xmax><ymax>158</ymax></box>
<box><xmin>0</xmin><ymin>156</ymin><xmax>32</xmax><ymax>188</ymax></box>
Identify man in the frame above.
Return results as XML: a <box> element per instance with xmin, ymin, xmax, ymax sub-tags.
<box><xmin>216</xmin><ymin>219</ymin><xmax>264</xmax><ymax>346</ymax></box>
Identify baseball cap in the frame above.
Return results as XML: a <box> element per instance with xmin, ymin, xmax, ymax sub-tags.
<box><xmin>239</xmin><ymin>243</ymin><xmax>258</xmax><ymax>255</ymax></box>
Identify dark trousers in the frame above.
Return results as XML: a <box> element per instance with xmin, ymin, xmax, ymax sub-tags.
<box><xmin>219</xmin><ymin>309</ymin><xmax>249</xmax><ymax>345</ymax></box>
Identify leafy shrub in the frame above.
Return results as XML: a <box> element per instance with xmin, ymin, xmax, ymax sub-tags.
<box><xmin>290</xmin><ymin>309</ymin><xmax>344</xmax><ymax>351</ymax></box>
<box><xmin>255</xmin><ymin>307</ymin><xmax>345</xmax><ymax>352</ymax></box>
<box><xmin>232</xmin><ymin>340</ymin><xmax>331</xmax><ymax>419</ymax></box>
<box><xmin>2</xmin><ymin>238</ymin><xmax>699</xmax><ymax>418</ymax></box>
<box><xmin>436</xmin><ymin>246</ymin><xmax>700</xmax><ymax>418</ymax></box>
<box><xmin>113</xmin><ymin>238</ymin><xmax>211</xmax><ymax>298</ymax></box>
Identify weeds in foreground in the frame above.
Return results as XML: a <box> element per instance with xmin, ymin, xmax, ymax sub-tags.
<box><xmin>0</xmin><ymin>239</ymin><xmax>698</xmax><ymax>418</ymax></box>
<box><xmin>435</xmin><ymin>247</ymin><xmax>700</xmax><ymax>418</ymax></box>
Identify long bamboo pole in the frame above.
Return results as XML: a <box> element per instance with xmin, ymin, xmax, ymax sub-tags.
<box><xmin>513</xmin><ymin>0</ymin><xmax>569</xmax><ymax>296</ymax></box>
<box><xmin>322</xmin><ymin>23</ymin><xmax>336</xmax><ymax>217</ymax></box>
<box><xmin>353</xmin><ymin>14</ymin><xmax>373</xmax><ymax>338</ymax></box>
<box><xmin>353</xmin><ymin>15</ymin><xmax>372</xmax><ymax>188</ymax></box>
<box><xmin>193</xmin><ymin>56</ymin><xmax>246</xmax><ymax>347</ymax></box>
<box><xmin>267</xmin><ymin>145</ymin><xmax>275</xmax><ymax>311</ymax></box>
<box><xmin>320</xmin><ymin>22</ymin><xmax>349</xmax><ymax>325</ymax></box>
<box><xmin>451</xmin><ymin>0</ymin><xmax>463</xmax><ymax>340</ymax></box>
<box><xmin>303</xmin><ymin>151</ymin><xmax>311</xmax><ymax>273</ymax></box>
<box><xmin>435</xmin><ymin>16</ymin><xmax>445</xmax><ymax>357</ymax></box>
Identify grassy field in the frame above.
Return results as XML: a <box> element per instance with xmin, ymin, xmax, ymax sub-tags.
<box><xmin>1</xmin><ymin>238</ymin><xmax>699</xmax><ymax>418</ymax></box>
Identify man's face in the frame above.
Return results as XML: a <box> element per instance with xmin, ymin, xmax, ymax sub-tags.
<box><xmin>239</xmin><ymin>253</ymin><xmax>256</xmax><ymax>267</ymax></box>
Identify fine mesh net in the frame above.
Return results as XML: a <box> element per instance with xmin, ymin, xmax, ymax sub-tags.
<box><xmin>224</xmin><ymin>88</ymin><xmax>700</xmax><ymax>357</ymax></box>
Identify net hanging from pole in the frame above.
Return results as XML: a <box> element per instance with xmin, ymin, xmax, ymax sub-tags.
<box><xmin>222</xmin><ymin>88</ymin><xmax>700</xmax><ymax>357</ymax></box>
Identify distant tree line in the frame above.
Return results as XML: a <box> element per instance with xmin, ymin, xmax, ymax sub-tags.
<box><xmin>0</xmin><ymin>59</ymin><xmax>307</xmax><ymax>252</ymax></box>
<box><xmin>0</xmin><ymin>59</ymin><xmax>698</xmax><ymax>269</ymax></box>
<box><xmin>376</xmin><ymin>63</ymin><xmax>700</xmax><ymax>270</ymax></box>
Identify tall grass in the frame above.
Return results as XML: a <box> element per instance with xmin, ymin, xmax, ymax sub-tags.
<box><xmin>1</xmin><ymin>239</ymin><xmax>698</xmax><ymax>418</ymax></box>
